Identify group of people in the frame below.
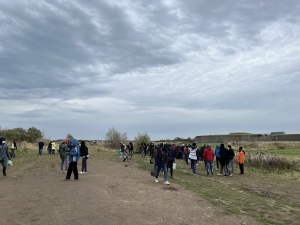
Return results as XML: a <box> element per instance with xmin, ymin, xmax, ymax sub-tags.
<box><xmin>58</xmin><ymin>138</ymin><xmax>89</xmax><ymax>180</ymax></box>
<box><xmin>147</xmin><ymin>142</ymin><xmax>246</xmax><ymax>185</ymax></box>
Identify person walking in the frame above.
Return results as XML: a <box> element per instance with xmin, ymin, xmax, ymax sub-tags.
<box><xmin>0</xmin><ymin>137</ymin><xmax>11</xmax><ymax>177</ymax></box>
<box><xmin>214</xmin><ymin>146</ymin><xmax>220</xmax><ymax>170</ymax></box>
<box><xmin>228</xmin><ymin>145</ymin><xmax>235</xmax><ymax>174</ymax></box>
<box><xmin>79</xmin><ymin>141</ymin><xmax>89</xmax><ymax>174</ymax></box>
<box><xmin>59</xmin><ymin>139</ymin><xmax>68</xmax><ymax>173</ymax></box>
<box><xmin>10</xmin><ymin>139</ymin><xmax>17</xmax><ymax>157</ymax></box>
<box><xmin>38</xmin><ymin>140</ymin><xmax>44</xmax><ymax>155</ymax></box>
<box><xmin>189</xmin><ymin>143</ymin><xmax>199</xmax><ymax>175</ymax></box>
<box><xmin>64</xmin><ymin>139</ymin><xmax>80</xmax><ymax>181</ymax></box>
<box><xmin>166</xmin><ymin>144</ymin><xmax>175</xmax><ymax>179</ymax></box>
<box><xmin>155</xmin><ymin>146</ymin><xmax>170</xmax><ymax>185</ymax></box>
<box><xmin>128</xmin><ymin>141</ymin><xmax>134</xmax><ymax>155</ymax></box>
<box><xmin>203</xmin><ymin>144</ymin><xmax>214</xmax><ymax>176</ymax></box>
<box><xmin>237</xmin><ymin>147</ymin><xmax>245</xmax><ymax>174</ymax></box>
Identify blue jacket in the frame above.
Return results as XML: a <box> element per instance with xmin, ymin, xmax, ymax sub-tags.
<box><xmin>214</xmin><ymin>146</ymin><xmax>220</xmax><ymax>158</ymax></box>
<box><xmin>68</xmin><ymin>139</ymin><xmax>80</xmax><ymax>163</ymax></box>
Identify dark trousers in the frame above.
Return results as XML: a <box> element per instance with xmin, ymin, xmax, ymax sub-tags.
<box><xmin>167</xmin><ymin>160</ymin><xmax>173</xmax><ymax>177</ymax></box>
<box><xmin>216</xmin><ymin>157</ymin><xmax>220</xmax><ymax>169</ymax></box>
<box><xmin>239</xmin><ymin>163</ymin><xmax>244</xmax><ymax>174</ymax></box>
<box><xmin>81</xmin><ymin>158</ymin><xmax>87</xmax><ymax>172</ymax></box>
<box><xmin>66</xmin><ymin>162</ymin><xmax>78</xmax><ymax>179</ymax></box>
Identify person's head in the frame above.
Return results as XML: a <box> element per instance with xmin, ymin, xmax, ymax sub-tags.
<box><xmin>228</xmin><ymin>145</ymin><xmax>231</xmax><ymax>149</ymax></box>
<box><xmin>81</xmin><ymin>141</ymin><xmax>85</xmax><ymax>146</ymax></box>
<box><xmin>207</xmin><ymin>144</ymin><xmax>211</xmax><ymax>148</ymax></box>
<box><xmin>220</xmin><ymin>143</ymin><xmax>224</xmax><ymax>148</ymax></box>
<box><xmin>239</xmin><ymin>147</ymin><xmax>243</xmax><ymax>151</ymax></box>
<box><xmin>192</xmin><ymin>143</ymin><xmax>196</xmax><ymax>147</ymax></box>
<box><xmin>0</xmin><ymin>137</ymin><xmax>3</xmax><ymax>144</ymax></box>
<box><xmin>64</xmin><ymin>138</ymin><xmax>68</xmax><ymax>144</ymax></box>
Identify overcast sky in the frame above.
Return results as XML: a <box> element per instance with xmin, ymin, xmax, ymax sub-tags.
<box><xmin>1</xmin><ymin>0</ymin><xmax>300</xmax><ymax>141</ymax></box>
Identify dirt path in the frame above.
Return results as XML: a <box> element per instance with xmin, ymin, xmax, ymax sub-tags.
<box><xmin>0</xmin><ymin>155</ymin><xmax>261</xmax><ymax>225</ymax></box>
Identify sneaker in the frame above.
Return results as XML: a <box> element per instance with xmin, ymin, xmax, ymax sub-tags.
<box><xmin>229</xmin><ymin>174</ymin><xmax>233</xmax><ymax>177</ymax></box>
<box><xmin>155</xmin><ymin>178</ymin><xmax>158</xmax><ymax>183</ymax></box>
<box><xmin>164</xmin><ymin>181</ymin><xmax>170</xmax><ymax>185</ymax></box>
<box><xmin>63</xmin><ymin>178</ymin><xmax>69</xmax><ymax>181</ymax></box>
<box><xmin>78</xmin><ymin>171</ymin><xmax>84</xmax><ymax>174</ymax></box>
<box><xmin>84</xmin><ymin>172</ymin><xmax>87</xmax><ymax>174</ymax></box>
<box><xmin>73</xmin><ymin>178</ymin><xmax>78</xmax><ymax>181</ymax></box>
<box><xmin>216</xmin><ymin>168</ymin><xmax>219</xmax><ymax>170</ymax></box>
<box><xmin>217</xmin><ymin>173</ymin><xmax>222</xmax><ymax>176</ymax></box>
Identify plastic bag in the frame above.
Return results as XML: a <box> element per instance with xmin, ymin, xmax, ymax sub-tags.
<box><xmin>7</xmin><ymin>160</ymin><xmax>13</xmax><ymax>167</ymax></box>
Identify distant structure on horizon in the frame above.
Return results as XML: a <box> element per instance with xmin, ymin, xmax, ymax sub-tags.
<box><xmin>270</xmin><ymin>132</ymin><xmax>285</xmax><ymax>136</ymax></box>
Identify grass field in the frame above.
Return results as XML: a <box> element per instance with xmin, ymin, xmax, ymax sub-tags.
<box><xmin>8</xmin><ymin>141</ymin><xmax>300</xmax><ymax>225</ymax></box>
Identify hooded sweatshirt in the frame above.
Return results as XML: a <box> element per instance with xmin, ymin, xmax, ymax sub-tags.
<box><xmin>80</xmin><ymin>141</ymin><xmax>89</xmax><ymax>158</ymax></box>
<box><xmin>214</xmin><ymin>146</ymin><xmax>220</xmax><ymax>158</ymax></box>
<box><xmin>0</xmin><ymin>137</ymin><xmax>11</xmax><ymax>161</ymax></box>
<box><xmin>68</xmin><ymin>139</ymin><xmax>80</xmax><ymax>163</ymax></box>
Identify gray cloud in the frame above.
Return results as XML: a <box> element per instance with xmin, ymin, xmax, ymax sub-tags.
<box><xmin>1</xmin><ymin>0</ymin><xmax>300</xmax><ymax>140</ymax></box>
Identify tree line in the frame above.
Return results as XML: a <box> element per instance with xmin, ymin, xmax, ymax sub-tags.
<box><xmin>0</xmin><ymin>126</ymin><xmax>43</xmax><ymax>143</ymax></box>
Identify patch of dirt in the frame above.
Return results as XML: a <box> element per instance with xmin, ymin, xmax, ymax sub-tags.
<box><xmin>0</xmin><ymin>155</ymin><xmax>261</xmax><ymax>225</ymax></box>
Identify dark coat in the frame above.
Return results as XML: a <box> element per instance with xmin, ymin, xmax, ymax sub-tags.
<box><xmin>219</xmin><ymin>147</ymin><xmax>229</xmax><ymax>166</ymax></box>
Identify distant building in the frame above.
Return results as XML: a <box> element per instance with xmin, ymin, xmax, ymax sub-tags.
<box><xmin>270</xmin><ymin>132</ymin><xmax>285</xmax><ymax>136</ymax></box>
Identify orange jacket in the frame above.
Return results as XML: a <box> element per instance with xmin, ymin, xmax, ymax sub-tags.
<box><xmin>237</xmin><ymin>151</ymin><xmax>245</xmax><ymax>164</ymax></box>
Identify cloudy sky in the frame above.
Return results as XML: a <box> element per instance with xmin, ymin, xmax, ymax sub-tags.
<box><xmin>0</xmin><ymin>0</ymin><xmax>299</xmax><ymax>141</ymax></box>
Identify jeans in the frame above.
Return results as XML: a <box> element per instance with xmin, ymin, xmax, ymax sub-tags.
<box><xmin>0</xmin><ymin>159</ymin><xmax>7</xmax><ymax>167</ymax></box>
<box><xmin>229</xmin><ymin>159</ymin><xmax>234</xmax><ymax>173</ymax></box>
<box><xmin>61</xmin><ymin>158</ymin><xmax>68</xmax><ymax>171</ymax></box>
<box><xmin>223</xmin><ymin>164</ymin><xmax>229</xmax><ymax>175</ymax></box>
<box><xmin>51</xmin><ymin>150</ymin><xmax>55</xmax><ymax>154</ymax></box>
<box><xmin>191</xmin><ymin>159</ymin><xmax>197</xmax><ymax>174</ymax></box>
<box><xmin>81</xmin><ymin>158</ymin><xmax>88</xmax><ymax>172</ymax></box>
<box><xmin>39</xmin><ymin>148</ymin><xmax>43</xmax><ymax>155</ymax></box>
<box><xmin>156</xmin><ymin>163</ymin><xmax>168</xmax><ymax>181</ymax></box>
<box><xmin>206</xmin><ymin>161</ymin><xmax>214</xmax><ymax>175</ymax></box>
<box><xmin>185</xmin><ymin>155</ymin><xmax>189</xmax><ymax>164</ymax></box>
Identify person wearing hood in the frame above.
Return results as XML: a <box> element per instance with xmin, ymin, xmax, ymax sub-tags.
<box><xmin>203</xmin><ymin>144</ymin><xmax>214</xmax><ymax>176</ymax></box>
<box><xmin>189</xmin><ymin>143</ymin><xmax>199</xmax><ymax>175</ymax></box>
<box><xmin>59</xmin><ymin>139</ymin><xmax>69</xmax><ymax>173</ymax></box>
<box><xmin>214</xmin><ymin>146</ymin><xmax>220</xmax><ymax>170</ymax></box>
<box><xmin>79</xmin><ymin>141</ymin><xmax>89</xmax><ymax>174</ymax></box>
<box><xmin>0</xmin><ymin>137</ymin><xmax>11</xmax><ymax>177</ymax></box>
<box><xmin>64</xmin><ymin>139</ymin><xmax>80</xmax><ymax>180</ymax></box>
<box><xmin>218</xmin><ymin>143</ymin><xmax>230</xmax><ymax>176</ymax></box>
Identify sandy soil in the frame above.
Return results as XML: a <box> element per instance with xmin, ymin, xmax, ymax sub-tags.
<box><xmin>0</xmin><ymin>155</ymin><xmax>261</xmax><ymax>225</ymax></box>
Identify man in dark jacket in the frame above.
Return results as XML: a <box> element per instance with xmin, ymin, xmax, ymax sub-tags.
<box><xmin>219</xmin><ymin>143</ymin><xmax>230</xmax><ymax>176</ymax></box>
<box><xmin>166</xmin><ymin>144</ymin><xmax>175</xmax><ymax>178</ymax></box>
<box><xmin>0</xmin><ymin>137</ymin><xmax>11</xmax><ymax>177</ymax></box>
<box><xmin>228</xmin><ymin>145</ymin><xmax>235</xmax><ymax>175</ymax></box>
<box><xmin>155</xmin><ymin>146</ymin><xmax>170</xmax><ymax>185</ymax></box>
<box><xmin>79</xmin><ymin>141</ymin><xmax>89</xmax><ymax>173</ymax></box>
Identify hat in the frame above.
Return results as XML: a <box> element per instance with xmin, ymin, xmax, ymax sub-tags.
<box><xmin>63</xmin><ymin>138</ymin><xmax>68</xmax><ymax>144</ymax></box>
<box><xmin>192</xmin><ymin>143</ymin><xmax>196</xmax><ymax>147</ymax></box>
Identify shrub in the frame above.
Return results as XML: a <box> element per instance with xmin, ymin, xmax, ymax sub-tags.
<box><xmin>104</xmin><ymin>127</ymin><xmax>127</xmax><ymax>149</ymax></box>
<box><xmin>245</xmin><ymin>151</ymin><xmax>300</xmax><ymax>171</ymax></box>
<box><xmin>134</xmin><ymin>133</ymin><xmax>150</xmax><ymax>153</ymax></box>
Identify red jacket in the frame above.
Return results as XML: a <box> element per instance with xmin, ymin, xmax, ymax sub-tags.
<box><xmin>203</xmin><ymin>148</ymin><xmax>214</xmax><ymax>161</ymax></box>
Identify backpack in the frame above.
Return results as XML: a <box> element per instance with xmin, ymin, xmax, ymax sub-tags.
<box><xmin>59</xmin><ymin>143</ymin><xmax>65</xmax><ymax>153</ymax></box>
